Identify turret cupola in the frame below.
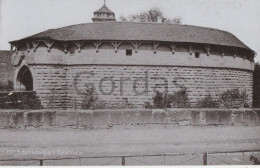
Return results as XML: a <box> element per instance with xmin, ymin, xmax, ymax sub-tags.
<box><xmin>92</xmin><ymin>2</ymin><xmax>116</xmax><ymax>22</ymax></box>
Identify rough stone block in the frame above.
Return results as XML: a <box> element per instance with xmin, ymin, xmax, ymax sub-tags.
<box><xmin>217</xmin><ymin>110</ymin><xmax>232</xmax><ymax>125</ymax></box>
<box><xmin>204</xmin><ymin>110</ymin><xmax>219</xmax><ymax>125</ymax></box>
<box><xmin>166</xmin><ymin>109</ymin><xmax>190</xmax><ymax>123</ymax></box>
<box><xmin>121</xmin><ymin>110</ymin><xmax>138</xmax><ymax>125</ymax></box>
<box><xmin>243</xmin><ymin>109</ymin><xmax>257</xmax><ymax>125</ymax></box>
<box><xmin>0</xmin><ymin>112</ymin><xmax>10</xmax><ymax>128</ymax></box>
<box><xmin>253</xmin><ymin>109</ymin><xmax>260</xmax><ymax>123</ymax></box>
<box><xmin>190</xmin><ymin>110</ymin><xmax>201</xmax><ymax>126</ymax></box>
<box><xmin>138</xmin><ymin>109</ymin><xmax>153</xmax><ymax>124</ymax></box>
<box><xmin>109</xmin><ymin>110</ymin><xmax>123</xmax><ymax>125</ymax></box>
<box><xmin>77</xmin><ymin>111</ymin><xmax>93</xmax><ymax>127</ymax></box>
<box><xmin>43</xmin><ymin>111</ymin><xmax>56</xmax><ymax>126</ymax></box>
<box><xmin>26</xmin><ymin>112</ymin><xmax>44</xmax><ymax>127</ymax></box>
<box><xmin>10</xmin><ymin>112</ymin><xmax>24</xmax><ymax>128</ymax></box>
<box><xmin>56</xmin><ymin>110</ymin><xmax>77</xmax><ymax>126</ymax></box>
<box><xmin>204</xmin><ymin>110</ymin><xmax>232</xmax><ymax>125</ymax></box>
<box><xmin>152</xmin><ymin>109</ymin><xmax>166</xmax><ymax>124</ymax></box>
<box><xmin>93</xmin><ymin>110</ymin><xmax>110</xmax><ymax>128</ymax></box>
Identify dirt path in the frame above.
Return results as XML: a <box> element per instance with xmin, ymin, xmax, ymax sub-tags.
<box><xmin>0</xmin><ymin>126</ymin><xmax>259</xmax><ymax>159</ymax></box>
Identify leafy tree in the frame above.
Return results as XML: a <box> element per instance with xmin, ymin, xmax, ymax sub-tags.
<box><xmin>119</xmin><ymin>7</ymin><xmax>182</xmax><ymax>24</ymax></box>
<box><xmin>253</xmin><ymin>62</ymin><xmax>260</xmax><ymax>107</ymax></box>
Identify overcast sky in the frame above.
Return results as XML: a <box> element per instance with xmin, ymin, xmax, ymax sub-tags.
<box><xmin>1</xmin><ymin>0</ymin><xmax>260</xmax><ymax>62</ymax></box>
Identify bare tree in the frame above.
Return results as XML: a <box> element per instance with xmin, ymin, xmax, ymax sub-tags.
<box><xmin>119</xmin><ymin>7</ymin><xmax>182</xmax><ymax>24</ymax></box>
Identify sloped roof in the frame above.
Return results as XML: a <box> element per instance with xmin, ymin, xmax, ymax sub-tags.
<box><xmin>94</xmin><ymin>4</ymin><xmax>114</xmax><ymax>14</ymax></box>
<box><xmin>10</xmin><ymin>22</ymin><xmax>252</xmax><ymax>51</ymax></box>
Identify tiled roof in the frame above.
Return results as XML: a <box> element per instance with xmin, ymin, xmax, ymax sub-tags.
<box><xmin>94</xmin><ymin>4</ymin><xmax>114</xmax><ymax>14</ymax></box>
<box><xmin>10</xmin><ymin>22</ymin><xmax>251</xmax><ymax>50</ymax></box>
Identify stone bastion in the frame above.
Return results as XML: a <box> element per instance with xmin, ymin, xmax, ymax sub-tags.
<box><xmin>9</xmin><ymin>22</ymin><xmax>256</xmax><ymax>109</ymax></box>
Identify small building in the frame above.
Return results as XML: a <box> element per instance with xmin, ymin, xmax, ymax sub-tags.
<box><xmin>9</xmin><ymin>3</ymin><xmax>255</xmax><ymax>108</ymax></box>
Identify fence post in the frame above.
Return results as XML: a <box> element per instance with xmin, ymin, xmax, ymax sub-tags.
<box><xmin>122</xmin><ymin>156</ymin><xmax>125</xmax><ymax>166</ymax></box>
<box><xmin>39</xmin><ymin>159</ymin><xmax>43</xmax><ymax>166</ymax></box>
<box><xmin>203</xmin><ymin>153</ymin><xmax>208</xmax><ymax>165</ymax></box>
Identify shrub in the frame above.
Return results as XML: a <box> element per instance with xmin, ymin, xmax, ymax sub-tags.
<box><xmin>249</xmin><ymin>155</ymin><xmax>260</xmax><ymax>165</ymax></box>
<box><xmin>109</xmin><ymin>99</ymin><xmax>136</xmax><ymax>109</ymax></box>
<box><xmin>219</xmin><ymin>88</ymin><xmax>248</xmax><ymax>108</ymax></box>
<box><xmin>153</xmin><ymin>91</ymin><xmax>165</xmax><ymax>108</ymax></box>
<box><xmin>170</xmin><ymin>89</ymin><xmax>191</xmax><ymax>108</ymax></box>
<box><xmin>144</xmin><ymin>102</ymin><xmax>153</xmax><ymax>109</ymax></box>
<box><xmin>0</xmin><ymin>91</ymin><xmax>42</xmax><ymax>109</ymax></box>
<box><xmin>81</xmin><ymin>88</ymin><xmax>107</xmax><ymax>110</ymax></box>
<box><xmin>196</xmin><ymin>94</ymin><xmax>219</xmax><ymax>108</ymax></box>
<box><xmin>152</xmin><ymin>89</ymin><xmax>191</xmax><ymax>108</ymax></box>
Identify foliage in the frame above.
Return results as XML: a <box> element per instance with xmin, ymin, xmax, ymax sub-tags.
<box><xmin>81</xmin><ymin>88</ymin><xmax>107</xmax><ymax>110</ymax></box>
<box><xmin>196</xmin><ymin>94</ymin><xmax>219</xmax><ymax>108</ymax></box>
<box><xmin>0</xmin><ymin>91</ymin><xmax>42</xmax><ymax>109</ymax></box>
<box><xmin>253</xmin><ymin>62</ymin><xmax>260</xmax><ymax>107</ymax></box>
<box><xmin>249</xmin><ymin>155</ymin><xmax>260</xmax><ymax>165</ymax></box>
<box><xmin>144</xmin><ymin>102</ymin><xmax>153</xmax><ymax>109</ymax></box>
<box><xmin>170</xmin><ymin>89</ymin><xmax>191</xmax><ymax>108</ymax></box>
<box><xmin>119</xmin><ymin>7</ymin><xmax>182</xmax><ymax>24</ymax></box>
<box><xmin>152</xmin><ymin>89</ymin><xmax>191</xmax><ymax>109</ymax></box>
<box><xmin>108</xmin><ymin>99</ymin><xmax>136</xmax><ymax>109</ymax></box>
<box><xmin>219</xmin><ymin>88</ymin><xmax>248</xmax><ymax>108</ymax></box>
<box><xmin>0</xmin><ymin>80</ymin><xmax>13</xmax><ymax>91</ymax></box>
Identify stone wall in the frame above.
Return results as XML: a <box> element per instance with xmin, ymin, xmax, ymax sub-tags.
<box><xmin>33</xmin><ymin>64</ymin><xmax>253</xmax><ymax>109</ymax></box>
<box><xmin>0</xmin><ymin>109</ymin><xmax>259</xmax><ymax>129</ymax></box>
<box><xmin>12</xmin><ymin>43</ymin><xmax>254</xmax><ymax>108</ymax></box>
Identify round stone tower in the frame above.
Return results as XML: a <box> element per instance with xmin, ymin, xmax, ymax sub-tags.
<box><xmin>9</xmin><ymin>3</ymin><xmax>255</xmax><ymax>109</ymax></box>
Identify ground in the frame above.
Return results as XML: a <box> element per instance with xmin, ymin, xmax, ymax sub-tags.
<box><xmin>0</xmin><ymin>125</ymin><xmax>259</xmax><ymax>165</ymax></box>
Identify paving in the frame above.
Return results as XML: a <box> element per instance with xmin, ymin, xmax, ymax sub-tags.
<box><xmin>0</xmin><ymin>125</ymin><xmax>259</xmax><ymax>165</ymax></box>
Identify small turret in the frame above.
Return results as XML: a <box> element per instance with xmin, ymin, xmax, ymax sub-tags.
<box><xmin>92</xmin><ymin>2</ymin><xmax>116</xmax><ymax>22</ymax></box>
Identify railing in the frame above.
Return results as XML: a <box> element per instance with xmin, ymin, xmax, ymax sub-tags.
<box><xmin>0</xmin><ymin>150</ymin><xmax>259</xmax><ymax>166</ymax></box>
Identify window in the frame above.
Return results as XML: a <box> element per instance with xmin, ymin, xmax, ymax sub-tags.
<box><xmin>126</xmin><ymin>49</ymin><xmax>132</xmax><ymax>56</ymax></box>
<box><xmin>195</xmin><ymin>52</ymin><xmax>200</xmax><ymax>58</ymax></box>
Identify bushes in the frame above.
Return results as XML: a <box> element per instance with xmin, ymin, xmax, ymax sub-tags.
<box><xmin>196</xmin><ymin>94</ymin><xmax>219</xmax><ymax>108</ymax></box>
<box><xmin>150</xmin><ymin>88</ymin><xmax>249</xmax><ymax>109</ymax></box>
<box><xmin>150</xmin><ymin>89</ymin><xmax>191</xmax><ymax>109</ymax></box>
<box><xmin>196</xmin><ymin>88</ymin><xmax>249</xmax><ymax>108</ymax></box>
<box><xmin>219</xmin><ymin>88</ymin><xmax>248</xmax><ymax>108</ymax></box>
<box><xmin>81</xmin><ymin>88</ymin><xmax>136</xmax><ymax>110</ymax></box>
<box><xmin>81</xmin><ymin>88</ymin><xmax>107</xmax><ymax>110</ymax></box>
<box><xmin>0</xmin><ymin>91</ymin><xmax>42</xmax><ymax>109</ymax></box>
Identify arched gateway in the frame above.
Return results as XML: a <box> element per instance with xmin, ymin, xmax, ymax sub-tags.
<box><xmin>16</xmin><ymin>65</ymin><xmax>33</xmax><ymax>91</ymax></box>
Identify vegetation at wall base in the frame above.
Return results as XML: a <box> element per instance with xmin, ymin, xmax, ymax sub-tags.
<box><xmin>0</xmin><ymin>91</ymin><xmax>42</xmax><ymax>109</ymax></box>
<box><xmin>219</xmin><ymin>88</ymin><xmax>248</xmax><ymax>108</ymax></box>
<box><xmin>196</xmin><ymin>94</ymin><xmax>219</xmax><ymax>108</ymax></box>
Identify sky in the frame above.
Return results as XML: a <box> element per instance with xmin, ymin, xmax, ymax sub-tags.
<box><xmin>0</xmin><ymin>0</ymin><xmax>260</xmax><ymax>62</ymax></box>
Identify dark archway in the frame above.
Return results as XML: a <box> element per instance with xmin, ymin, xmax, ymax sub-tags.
<box><xmin>16</xmin><ymin>65</ymin><xmax>33</xmax><ymax>91</ymax></box>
